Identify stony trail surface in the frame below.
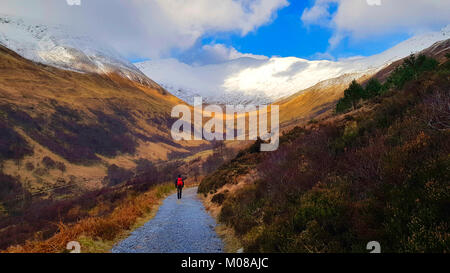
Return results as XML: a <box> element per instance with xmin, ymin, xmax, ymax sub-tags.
<box><xmin>112</xmin><ymin>187</ymin><xmax>223</xmax><ymax>253</ymax></box>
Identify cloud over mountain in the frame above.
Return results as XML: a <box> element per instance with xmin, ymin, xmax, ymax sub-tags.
<box><xmin>302</xmin><ymin>0</ymin><xmax>450</xmax><ymax>48</ymax></box>
<box><xmin>0</xmin><ymin>0</ymin><xmax>288</xmax><ymax>59</ymax></box>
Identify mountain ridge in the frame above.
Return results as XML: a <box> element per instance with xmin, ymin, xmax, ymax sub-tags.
<box><xmin>277</xmin><ymin>38</ymin><xmax>450</xmax><ymax>128</ymax></box>
<box><xmin>137</xmin><ymin>25</ymin><xmax>450</xmax><ymax>105</ymax></box>
<box><xmin>0</xmin><ymin>14</ymin><xmax>161</xmax><ymax>89</ymax></box>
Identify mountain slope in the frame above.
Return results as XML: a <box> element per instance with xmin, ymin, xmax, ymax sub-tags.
<box><xmin>372</xmin><ymin>38</ymin><xmax>450</xmax><ymax>82</ymax></box>
<box><xmin>0</xmin><ymin>44</ymin><xmax>210</xmax><ymax>251</ymax></box>
<box><xmin>0</xmin><ymin>15</ymin><xmax>159</xmax><ymax>88</ymax></box>
<box><xmin>278</xmin><ymin>73</ymin><xmax>371</xmax><ymax>126</ymax></box>
<box><xmin>0</xmin><ymin>44</ymin><xmax>193</xmax><ymax>196</ymax></box>
<box><xmin>278</xmin><ymin>38</ymin><xmax>450</xmax><ymax>128</ymax></box>
<box><xmin>199</xmin><ymin>48</ymin><xmax>450</xmax><ymax>253</ymax></box>
<box><xmin>137</xmin><ymin>26</ymin><xmax>450</xmax><ymax>105</ymax></box>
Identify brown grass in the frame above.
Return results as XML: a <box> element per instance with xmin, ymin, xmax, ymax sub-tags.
<box><xmin>3</xmin><ymin>183</ymin><xmax>175</xmax><ymax>253</ymax></box>
<box><xmin>277</xmin><ymin>73</ymin><xmax>375</xmax><ymax>128</ymax></box>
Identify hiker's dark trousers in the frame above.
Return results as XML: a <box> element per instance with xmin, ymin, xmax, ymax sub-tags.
<box><xmin>177</xmin><ymin>187</ymin><xmax>183</xmax><ymax>199</ymax></box>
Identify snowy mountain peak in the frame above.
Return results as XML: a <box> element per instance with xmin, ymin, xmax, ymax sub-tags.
<box><xmin>0</xmin><ymin>14</ymin><xmax>154</xmax><ymax>86</ymax></box>
<box><xmin>137</xmin><ymin>25</ymin><xmax>450</xmax><ymax>105</ymax></box>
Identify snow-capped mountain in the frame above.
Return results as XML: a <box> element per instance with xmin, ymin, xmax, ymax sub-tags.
<box><xmin>1</xmin><ymin>13</ymin><xmax>448</xmax><ymax>106</ymax></box>
<box><xmin>137</xmin><ymin>25</ymin><xmax>450</xmax><ymax>105</ymax></box>
<box><xmin>0</xmin><ymin>14</ymin><xmax>154</xmax><ymax>86</ymax></box>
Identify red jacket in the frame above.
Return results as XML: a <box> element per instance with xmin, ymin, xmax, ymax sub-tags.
<box><xmin>175</xmin><ymin>177</ymin><xmax>184</xmax><ymax>188</ymax></box>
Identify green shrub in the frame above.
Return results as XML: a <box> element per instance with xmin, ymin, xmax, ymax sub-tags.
<box><xmin>365</xmin><ymin>78</ymin><xmax>383</xmax><ymax>98</ymax></box>
<box><xmin>336</xmin><ymin>55</ymin><xmax>438</xmax><ymax>114</ymax></box>
<box><xmin>385</xmin><ymin>54</ymin><xmax>438</xmax><ymax>90</ymax></box>
<box><xmin>336</xmin><ymin>97</ymin><xmax>353</xmax><ymax>113</ymax></box>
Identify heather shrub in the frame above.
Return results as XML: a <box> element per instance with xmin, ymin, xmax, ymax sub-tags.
<box><xmin>211</xmin><ymin>192</ymin><xmax>227</xmax><ymax>205</ymax></box>
<box><xmin>104</xmin><ymin>164</ymin><xmax>134</xmax><ymax>186</ymax></box>
<box><xmin>202</xmin><ymin>61</ymin><xmax>450</xmax><ymax>253</ymax></box>
<box><xmin>42</xmin><ymin>156</ymin><xmax>56</xmax><ymax>169</ymax></box>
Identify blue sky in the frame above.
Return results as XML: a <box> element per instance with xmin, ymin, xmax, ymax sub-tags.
<box><xmin>196</xmin><ymin>1</ymin><xmax>412</xmax><ymax>61</ymax></box>
<box><xmin>202</xmin><ymin>1</ymin><xmax>336</xmax><ymax>59</ymax></box>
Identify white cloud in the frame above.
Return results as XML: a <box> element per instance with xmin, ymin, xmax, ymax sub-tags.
<box><xmin>154</xmin><ymin>0</ymin><xmax>288</xmax><ymax>37</ymax></box>
<box><xmin>180</xmin><ymin>43</ymin><xmax>268</xmax><ymax>66</ymax></box>
<box><xmin>301</xmin><ymin>0</ymin><xmax>335</xmax><ymax>27</ymax></box>
<box><xmin>0</xmin><ymin>0</ymin><xmax>288</xmax><ymax>59</ymax></box>
<box><xmin>203</xmin><ymin>44</ymin><xmax>267</xmax><ymax>61</ymax></box>
<box><xmin>310</xmin><ymin>51</ymin><xmax>336</xmax><ymax>61</ymax></box>
<box><xmin>302</xmin><ymin>0</ymin><xmax>450</xmax><ymax>48</ymax></box>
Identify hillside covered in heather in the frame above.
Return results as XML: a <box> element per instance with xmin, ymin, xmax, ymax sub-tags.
<box><xmin>199</xmin><ymin>53</ymin><xmax>450</xmax><ymax>253</ymax></box>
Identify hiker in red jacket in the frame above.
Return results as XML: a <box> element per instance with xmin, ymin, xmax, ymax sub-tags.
<box><xmin>175</xmin><ymin>175</ymin><xmax>185</xmax><ymax>199</ymax></box>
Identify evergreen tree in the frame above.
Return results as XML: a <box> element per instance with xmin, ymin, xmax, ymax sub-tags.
<box><xmin>365</xmin><ymin>78</ymin><xmax>382</xmax><ymax>98</ymax></box>
<box><xmin>344</xmin><ymin>80</ymin><xmax>365</xmax><ymax>110</ymax></box>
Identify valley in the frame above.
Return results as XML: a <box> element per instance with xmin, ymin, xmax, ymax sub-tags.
<box><xmin>0</xmin><ymin>11</ymin><xmax>448</xmax><ymax>254</ymax></box>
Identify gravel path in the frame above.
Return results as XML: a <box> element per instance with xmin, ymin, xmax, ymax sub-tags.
<box><xmin>111</xmin><ymin>187</ymin><xmax>224</xmax><ymax>253</ymax></box>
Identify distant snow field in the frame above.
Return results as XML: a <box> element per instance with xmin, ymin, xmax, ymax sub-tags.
<box><xmin>137</xmin><ymin>25</ymin><xmax>450</xmax><ymax>105</ymax></box>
